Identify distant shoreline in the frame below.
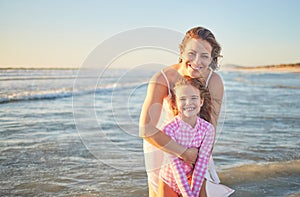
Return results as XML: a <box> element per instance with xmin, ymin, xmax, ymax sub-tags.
<box><xmin>223</xmin><ymin>63</ymin><xmax>300</xmax><ymax>73</ymax></box>
<box><xmin>1</xmin><ymin>63</ymin><xmax>300</xmax><ymax>73</ymax></box>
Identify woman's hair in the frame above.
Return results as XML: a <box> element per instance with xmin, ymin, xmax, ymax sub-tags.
<box><xmin>170</xmin><ymin>76</ymin><xmax>212</xmax><ymax>123</ymax></box>
<box><xmin>179</xmin><ymin>26</ymin><xmax>222</xmax><ymax>70</ymax></box>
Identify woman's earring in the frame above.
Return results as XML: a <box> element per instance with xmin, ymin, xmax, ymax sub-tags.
<box><xmin>179</xmin><ymin>57</ymin><xmax>182</xmax><ymax>63</ymax></box>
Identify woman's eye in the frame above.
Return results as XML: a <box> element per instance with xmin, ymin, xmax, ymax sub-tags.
<box><xmin>188</xmin><ymin>52</ymin><xmax>195</xmax><ymax>56</ymax></box>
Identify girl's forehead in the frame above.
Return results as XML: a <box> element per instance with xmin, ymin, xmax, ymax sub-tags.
<box><xmin>174</xmin><ymin>85</ymin><xmax>200</xmax><ymax>93</ymax></box>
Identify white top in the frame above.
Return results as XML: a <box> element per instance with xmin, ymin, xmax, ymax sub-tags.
<box><xmin>206</xmin><ymin>68</ymin><xmax>213</xmax><ymax>88</ymax></box>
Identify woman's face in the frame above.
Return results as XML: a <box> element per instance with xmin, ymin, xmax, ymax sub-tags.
<box><xmin>180</xmin><ymin>38</ymin><xmax>213</xmax><ymax>78</ymax></box>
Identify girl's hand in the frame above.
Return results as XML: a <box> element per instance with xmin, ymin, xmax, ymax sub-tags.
<box><xmin>180</xmin><ymin>147</ymin><xmax>198</xmax><ymax>167</ymax></box>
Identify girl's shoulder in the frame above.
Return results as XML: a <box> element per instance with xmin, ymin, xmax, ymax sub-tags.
<box><xmin>163</xmin><ymin>116</ymin><xmax>181</xmax><ymax>130</ymax></box>
<box><xmin>197</xmin><ymin>117</ymin><xmax>214</xmax><ymax>130</ymax></box>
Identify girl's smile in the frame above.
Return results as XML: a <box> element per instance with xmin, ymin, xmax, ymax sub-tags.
<box><xmin>174</xmin><ymin>84</ymin><xmax>204</xmax><ymax>126</ymax></box>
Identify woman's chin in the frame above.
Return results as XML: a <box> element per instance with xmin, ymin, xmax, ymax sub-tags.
<box><xmin>188</xmin><ymin>70</ymin><xmax>203</xmax><ymax>78</ymax></box>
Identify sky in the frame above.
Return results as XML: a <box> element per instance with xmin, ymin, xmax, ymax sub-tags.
<box><xmin>0</xmin><ymin>0</ymin><xmax>299</xmax><ymax>68</ymax></box>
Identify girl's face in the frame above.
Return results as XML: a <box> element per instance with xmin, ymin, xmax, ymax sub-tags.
<box><xmin>180</xmin><ymin>38</ymin><xmax>213</xmax><ymax>78</ymax></box>
<box><xmin>175</xmin><ymin>85</ymin><xmax>203</xmax><ymax>122</ymax></box>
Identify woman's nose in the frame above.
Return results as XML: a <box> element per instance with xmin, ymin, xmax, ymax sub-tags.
<box><xmin>194</xmin><ymin>55</ymin><xmax>202</xmax><ymax>66</ymax></box>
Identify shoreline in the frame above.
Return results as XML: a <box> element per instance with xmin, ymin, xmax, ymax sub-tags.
<box><xmin>2</xmin><ymin>63</ymin><xmax>300</xmax><ymax>73</ymax></box>
<box><xmin>222</xmin><ymin>63</ymin><xmax>300</xmax><ymax>73</ymax></box>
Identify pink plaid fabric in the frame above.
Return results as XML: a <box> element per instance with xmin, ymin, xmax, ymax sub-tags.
<box><xmin>159</xmin><ymin>116</ymin><xmax>215</xmax><ymax>197</ymax></box>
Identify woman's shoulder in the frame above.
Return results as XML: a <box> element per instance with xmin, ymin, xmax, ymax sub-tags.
<box><xmin>210</xmin><ymin>71</ymin><xmax>224</xmax><ymax>86</ymax></box>
<box><xmin>208</xmin><ymin>71</ymin><xmax>224</xmax><ymax>95</ymax></box>
<box><xmin>149</xmin><ymin>64</ymin><xmax>180</xmax><ymax>86</ymax></box>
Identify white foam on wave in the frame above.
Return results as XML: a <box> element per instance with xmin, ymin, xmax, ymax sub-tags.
<box><xmin>0</xmin><ymin>80</ymin><xmax>148</xmax><ymax>104</ymax></box>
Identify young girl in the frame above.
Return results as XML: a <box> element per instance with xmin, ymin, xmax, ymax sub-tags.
<box><xmin>158</xmin><ymin>76</ymin><xmax>214</xmax><ymax>197</ymax></box>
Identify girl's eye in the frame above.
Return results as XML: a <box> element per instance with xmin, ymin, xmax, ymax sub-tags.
<box><xmin>188</xmin><ymin>52</ymin><xmax>196</xmax><ymax>56</ymax></box>
<box><xmin>179</xmin><ymin>98</ymin><xmax>186</xmax><ymax>101</ymax></box>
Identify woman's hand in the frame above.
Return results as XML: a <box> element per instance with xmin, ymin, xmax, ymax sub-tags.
<box><xmin>180</xmin><ymin>147</ymin><xmax>198</xmax><ymax>167</ymax></box>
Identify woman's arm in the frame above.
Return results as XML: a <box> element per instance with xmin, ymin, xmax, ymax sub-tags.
<box><xmin>139</xmin><ymin>72</ymin><xmax>198</xmax><ymax>164</ymax></box>
<box><xmin>208</xmin><ymin>73</ymin><xmax>224</xmax><ymax>131</ymax></box>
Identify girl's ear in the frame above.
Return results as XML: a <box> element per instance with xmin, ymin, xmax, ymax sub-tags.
<box><xmin>172</xmin><ymin>101</ymin><xmax>178</xmax><ymax>115</ymax></box>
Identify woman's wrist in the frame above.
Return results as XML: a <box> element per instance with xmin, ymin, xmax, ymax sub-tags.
<box><xmin>179</xmin><ymin>147</ymin><xmax>198</xmax><ymax>165</ymax></box>
<box><xmin>173</xmin><ymin>143</ymin><xmax>188</xmax><ymax>159</ymax></box>
<box><xmin>161</xmin><ymin>137</ymin><xmax>187</xmax><ymax>158</ymax></box>
<box><xmin>179</xmin><ymin>148</ymin><xmax>188</xmax><ymax>160</ymax></box>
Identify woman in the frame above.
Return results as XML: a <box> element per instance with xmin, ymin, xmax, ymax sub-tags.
<box><xmin>139</xmin><ymin>27</ymin><xmax>234</xmax><ymax>197</ymax></box>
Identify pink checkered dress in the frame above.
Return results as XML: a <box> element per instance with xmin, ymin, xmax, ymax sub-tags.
<box><xmin>159</xmin><ymin>116</ymin><xmax>215</xmax><ymax>197</ymax></box>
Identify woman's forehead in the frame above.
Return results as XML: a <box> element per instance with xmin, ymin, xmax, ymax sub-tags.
<box><xmin>184</xmin><ymin>38</ymin><xmax>212</xmax><ymax>53</ymax></box>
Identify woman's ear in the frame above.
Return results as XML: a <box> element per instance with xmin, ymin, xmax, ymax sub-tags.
<box><xmin>200</xmin><ymin>98</ymin><xmax>204</xmax><ymax>107</ymax></box>
<box><xmin>179</xmin><ymin>48</ymin><xmax>184</xmax><ymax>58</ymax></box>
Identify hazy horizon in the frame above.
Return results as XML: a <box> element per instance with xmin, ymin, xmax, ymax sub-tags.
<box><xmin>1</xmin><ymin>1</ymin><xmax>299</xmax><ymax>68</ymax></box>
<box><xmin>1</xmin><ymin>62</ymin><xmax>299</xmax><ymax>70</ymax></box>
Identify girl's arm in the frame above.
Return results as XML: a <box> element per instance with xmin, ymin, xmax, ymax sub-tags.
<box><xmin>191</xmin><ymin>124</ymin><xmax>215</xmax><ymax>197</ymax></box>
<box><xmin>163</xmin><ymin>120</ymin><xmax>195</xmax><ymax>197</ymax></box>
<box><xmin>139</xmin><ymin>72</ymin><xmax>198</xmax><ymax>164</ymax></box>
<box><xmin>171</xmin><ymin>157</ymin><xmax>195</xmax><ymax>197</ymax></box>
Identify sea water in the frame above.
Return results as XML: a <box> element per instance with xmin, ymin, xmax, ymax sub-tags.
<box><xmin>0</xmin><ymin>68</ymin><xmax>299</xmax><ymax>196</ymax></box>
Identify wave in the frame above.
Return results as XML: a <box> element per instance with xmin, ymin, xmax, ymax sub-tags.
<box><xmin>0</xmin><ymin>88</ymin><xmax>75</xmax><ymax>104</ymax></box>
<box><xmin>0</xmin><ymin>76</ymin><xmax>80</xmax><ymax>81</ymax></box>
<box><xmin>218</xmin><ymin>160</ymin><xmax>300</xmax><ymax>185</ymax></box>
<box><xmin>0</xmin><ymin>82</ymin><xmax>148</xmax><ymax>104</ymax></box>
<box><xmin>274</xmin><ymin>85</ymin><xmax>300</xmax><ymax>89</ymax></box>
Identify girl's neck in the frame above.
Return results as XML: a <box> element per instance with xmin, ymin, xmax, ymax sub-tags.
<box><xmin>180</xmin><ymin>115</ymin><xmax>197</xmax><ymax>128</ymax></box>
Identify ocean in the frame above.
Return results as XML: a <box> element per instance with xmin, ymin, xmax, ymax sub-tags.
<box><xmin>0</xmin><ymin>68</ymin><xmax>299</xmax><ymax>197</ymax></box>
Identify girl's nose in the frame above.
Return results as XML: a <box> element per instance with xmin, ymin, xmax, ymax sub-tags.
<box><xmin>186</xmin><ymin>98</ymin><xmax>192</xmax><ymax>105</ymax></box>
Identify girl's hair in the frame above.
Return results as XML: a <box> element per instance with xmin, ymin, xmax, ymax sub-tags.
<box><xmin>179</xmin><ymin>26</ymin><xmax>222</xmax><ymax>71</ymax></box>
<box><xmin>170</xmin><ymin>76</ymin><xmax>212</xmax><ymax>123</ymax></box>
